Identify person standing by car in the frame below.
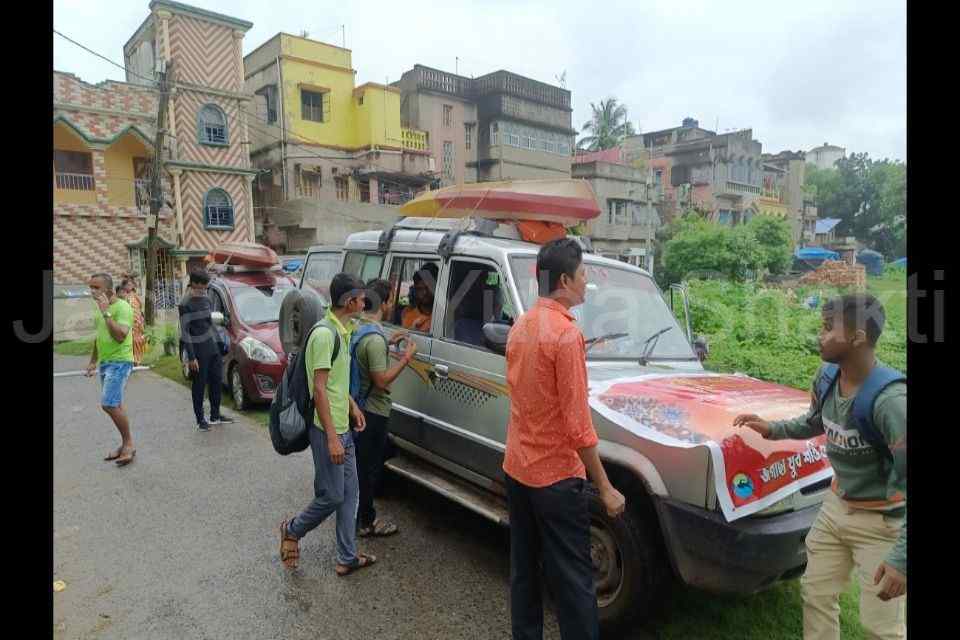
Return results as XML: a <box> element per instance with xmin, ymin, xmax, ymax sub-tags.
<box><xmin>179</xmin><ymin>269</ymin><xmax>234</xmax><ymax>431</ymax></box>
<box><xmin>84</xmin><ymin>273</ymin><xmax>137</xmax><ymax>467</ymax></box>
<box><xmin>278</xmin><ymin>273</ymin><xmax>377</xmax><ymax>576</ymax></box>
<box><xmin>353</xmin><ymin>278</ymin><xmax>417</xmax><ymax>538</ymax></box>
<box><xmin>502</xmin><ymin>238</ymin><xmax>626</xmax><ymax>640</ymax></box>
<box><xmin>734</xmin><ymin>293</ymin><xmax>906</xmax><ymax>640</ymax></box>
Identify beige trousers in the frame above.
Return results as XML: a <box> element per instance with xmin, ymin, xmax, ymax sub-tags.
<box><xmin>802</xmin><ymin>491</ymin><xmax>906</xmax><ymax>640</ymax></box>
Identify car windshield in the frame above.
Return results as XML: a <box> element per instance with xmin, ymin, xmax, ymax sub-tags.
<box><xmin>231</xmin><ymin>283</ymin><xmax>294</xmax><ymax>325</ymax></box>
<box><xmin>510</xmin><ymin>256</ymin><xmax>697</xmax><ymax>361</ymax></box>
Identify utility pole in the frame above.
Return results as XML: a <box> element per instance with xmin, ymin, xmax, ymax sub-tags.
<box><xmin>144</xmin><ymin>60</ymin><xmax>173</xmax><ymax>327</ymax></box>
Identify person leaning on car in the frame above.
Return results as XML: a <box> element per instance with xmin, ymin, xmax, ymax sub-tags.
<box><xmin>502</xmin><ymin>237</ymin><xmax>626</xmax><ymax>640</ymax></box>
<box><xmin>178</xmin><ymin>269</ymin><xmax>234</xmax><ymax>431</ymax></box>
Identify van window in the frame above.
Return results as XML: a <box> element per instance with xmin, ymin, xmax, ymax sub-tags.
<box><xmin>443</xmin><ymin>260</ymin><xmax>515</xmax><ymax>349</ymax></box>
<box><xmin>386</xmin><ymin>256</ymin><xmax>440</xmax><ymax>335</ymax></box>
<box><xmin>302</xmin><ymin>252</ymin><xmax>342</xmax><ymax>303</ymax></box>
<box><xmin>343</xmin><ymin>252</ymin><xmax>384</xmax><ymax>284</ymax></box>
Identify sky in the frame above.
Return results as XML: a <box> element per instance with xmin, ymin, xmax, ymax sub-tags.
<box><xmin>53</xmin><ymin>0</ymin><xmax>906</xmax><ymax>162</ymax></box>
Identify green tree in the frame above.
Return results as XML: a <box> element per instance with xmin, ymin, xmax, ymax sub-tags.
<box><xmin>577</xmin><ymin>98</ymin><xmax>636</xmax><ymax>151</ymax></box>
<box><xmin>804</xmin><ymin>154</ymin><xmax>906</xmax><ymax>258</ymax></box>
<box><xmin>746</xmin><ymin>216</ymin><xmax>793</xmax><ymax>275</ymax></box>
<box><xmin>662</xmin><ymin>218</ymin><xmax>763</xmax><ymax>284</ymax></box>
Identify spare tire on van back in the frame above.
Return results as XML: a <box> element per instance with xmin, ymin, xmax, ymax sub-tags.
<box><xmin>279</xmin><ymin>288</ymin><xmax>326</xmax><ymax>356</ymax></box>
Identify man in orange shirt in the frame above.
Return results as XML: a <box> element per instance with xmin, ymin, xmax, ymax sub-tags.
<box><xmin>503</xmin><ymin>238</ymin><xmax>625</xmax><ymax>640</ymax></box>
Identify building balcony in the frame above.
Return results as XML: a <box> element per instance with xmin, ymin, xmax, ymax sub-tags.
<box><xmin>402</xmin><ymin>128</ymin><xmax>429</xmax><ymax>152</ymax></box>
<box><xmin>719</xmin><ymin>180</ymin><xmax>761</xmax><ymax>197</ymax></box>
<box><xmin>55</xmin><ymin>172</ymin><xmax>95</xmax><ymax>191</ymax></box>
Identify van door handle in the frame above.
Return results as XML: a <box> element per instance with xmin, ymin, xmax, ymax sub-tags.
<box><xmin>433</xmin><ymin>364</ymin><xmax>449</xmax><ymax>378</ymax></box>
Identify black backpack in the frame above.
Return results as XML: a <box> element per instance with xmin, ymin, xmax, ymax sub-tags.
<box><xmin>268</xmin><ymin>319</ymin><xmax>341</xmax><ymax>455</ymax></box>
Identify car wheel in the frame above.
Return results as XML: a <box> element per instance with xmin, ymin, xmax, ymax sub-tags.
<box><xmin>586</xmin><ymin>483</ymin><xmax>667</xmax><ymax>635</ymax></box>
<box><xmin>230</xmin><ymin>364</ymin><xmax>251</xmax><ymax>411</ymax></box>
<box><xmin>279</xmin><ymin>288</ymin><xmax>325</xmax><ymax>355</ymax></box>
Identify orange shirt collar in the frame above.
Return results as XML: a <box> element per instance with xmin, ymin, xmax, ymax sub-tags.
<box><xmin>535</xmin><ymin>296</ymin><xmax>576</xmax><ymax>322</ymax></box>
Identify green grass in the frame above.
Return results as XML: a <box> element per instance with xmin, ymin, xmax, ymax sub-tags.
<box><xmin>684</xmin><ymin>271</ymin><xmax>907</xmax><ymax>391</ymax></box>
<box><xmin>53</xmin><ymin>338</ymin><xmax>94</xmax><ymax>356</ymax></box>
<box><xmin>653</xmin><ymin>580</ymin><xmax>866</xmax><ymax>639</ymax></box>
<box><xmin>149</xmin><ymin>354</ymin><xmax>270</xmax><ymax>427</ymax></box>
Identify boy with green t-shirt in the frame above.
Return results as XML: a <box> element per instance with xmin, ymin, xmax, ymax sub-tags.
<box><xmin>279</xmin><ymin>273</ymin><xmax>378</xmax><ymax>577</ymax></box>
<box><xmin>83</xmin><ymin>273</ymin><xmax>137</xmax><ymax>467</ymax></box>
<box><xmin>735</xmin><ymin>293</ymin><xmax>906</xmax><ymax>639</ymax></box>
<box><xmin>354</xmin><ymin>279</ymin><xmax>417</xmax><ymax>538</ymax></box>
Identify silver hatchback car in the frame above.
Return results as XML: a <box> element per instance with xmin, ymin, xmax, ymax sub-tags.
<box><xmin>295</xmin><ymin>217</ymin><xmax>833</xmax><ymax>633</ymax></box>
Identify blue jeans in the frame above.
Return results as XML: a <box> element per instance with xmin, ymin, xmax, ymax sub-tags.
<box><xmin>99</xmin><ymin>361</ymin><xmax>133</xmax><ymax>408</ymax></box>
<box><xmin>288</xmin><ymin>427</ymin><xmax>359</xmax><ymax>566</ymax></box>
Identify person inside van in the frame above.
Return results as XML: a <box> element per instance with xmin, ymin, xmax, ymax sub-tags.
<box><xmin>453</xmin><ymin>268</ymin><xmax>506</xmax><ymax>347</ymax></box>
<box><xmin>401</xmin><ymin>263</ymin><xmax>438</xmax><ymax>333</ymax></box>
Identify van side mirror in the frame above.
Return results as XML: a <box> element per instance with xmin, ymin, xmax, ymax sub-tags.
<box><xmin>482</xmin><ymin>322</ymin><xmax>511</xmax><ymax>355</ymax></box>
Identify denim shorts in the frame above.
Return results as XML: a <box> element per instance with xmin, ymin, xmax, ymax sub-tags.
<box><xmin>99</xmin><ymin>361</ymin><xmax>133</xmax><ymax>408</ymax></box>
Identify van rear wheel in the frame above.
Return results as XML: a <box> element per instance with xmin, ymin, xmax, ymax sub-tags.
<box><xmin>586</xmin><ymin>484</ymin><xmax>666</xmax><ymax>635</ymax></box>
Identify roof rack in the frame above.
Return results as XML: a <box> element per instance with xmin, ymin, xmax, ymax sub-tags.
<box><xmin>207</xmin><ymin>263</ymin><xmax>283</xmax><ymax>274</ymax></box>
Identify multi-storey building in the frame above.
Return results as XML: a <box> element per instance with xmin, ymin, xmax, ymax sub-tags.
<box><xmin>761</xmin><ymin>150</ymin><xmax>810</xmax><ymax>245</ymax></box>
<box><xmin>244</xmin><ymin>34</ymin><xmax>435</xmax><ymax>252</ymax></box>
<box><xmin>397</xmin><ymin>65</ymin><xmax>574</xmax><ymax>185</ymax></box>
<box><xmin>571</xmin><ymin>157</ymin><xmax>661</xmax><ymax>271</ymax></box>
<box><xmin>623</xmin><ymin>118</ymin><xmax>764</xmax><ymax>226</ymax></box>
<box><xmin>806</xmin><ymin>142</ymin><xmax>845</xmax><ymax>170</ymax></box>
<box><xmin>53</xmin><ymin>0</ymin><xmax>256</xmax><ymax>298</ymax></box>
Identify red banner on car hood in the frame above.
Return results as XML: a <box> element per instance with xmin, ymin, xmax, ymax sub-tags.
<box><xmin>589</xmin><ymin>372</ymin><xmax>832</xmax><ymax>522</ymax></box>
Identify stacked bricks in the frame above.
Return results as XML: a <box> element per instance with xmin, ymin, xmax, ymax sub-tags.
<box><xmin>799</xmin><ymin>260</ymin><xmax>867</xmax><ymax>290</ymax></box>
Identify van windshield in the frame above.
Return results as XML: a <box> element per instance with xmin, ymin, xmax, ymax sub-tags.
<box><xmin>509</xmin><ymin>256</ymin><xmax>697</xmax><ymax>361</ymax></box>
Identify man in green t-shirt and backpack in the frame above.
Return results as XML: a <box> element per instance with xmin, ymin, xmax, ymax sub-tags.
<box><xmin>83</xmin><ymin>273</ymin><xmax>137</xmax><ymax>467</ymax></box>
<box><xmin>279</xmin><ymin>273</ymin><xmax>378</xmax><ymax>576</ymax></box>
<box><xmin>735</xmin><ymin>293</ymin><xmax>906</xmax><ymax>639</ymax></box>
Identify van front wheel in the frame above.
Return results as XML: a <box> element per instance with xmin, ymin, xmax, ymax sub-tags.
<box><xmin>586</xmin><ymin>484</ymin><xmax>666</xmax><ymax>635</ymax></box>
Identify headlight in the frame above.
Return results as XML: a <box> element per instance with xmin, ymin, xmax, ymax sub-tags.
<box><xmin>239</xmin><ymin>337</ymin><xmax>279</xmax><ymax>363</ymax></box>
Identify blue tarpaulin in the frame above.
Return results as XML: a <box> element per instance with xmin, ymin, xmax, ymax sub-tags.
<box><xmin>891</xmin><ymin>257</ymin><xmax>906</xmax><ymax>269</ymax></box>
<box><xmin>795</xmin><ymin>247</ymin><xmax>841</xmax><ymax>261</ymax></box>
<box><xmin>856</xmin><ymin>249</ymin><xmax>885</xmax><ymax>276</ymax></box>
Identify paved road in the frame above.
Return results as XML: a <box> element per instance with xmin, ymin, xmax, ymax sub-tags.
<box><xmin>54</xmin><ymin>355</ymin><xmax>571</xmax><ymax>640</ymax></box>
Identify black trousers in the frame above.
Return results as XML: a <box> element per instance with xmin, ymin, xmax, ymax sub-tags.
<box><xmin>354</xmin><ymin>410</ymin><xmax>390</xmax><ymax>528</ymax></box>
<box><xmin>506</xmin><ymin>474</ymin><xmax>599</xmax><ymax>640</ymax></box>
<box><xmin>191</xmin><ymin>350</ymin><xmax>223</xmax><ymax>424</ymax></box>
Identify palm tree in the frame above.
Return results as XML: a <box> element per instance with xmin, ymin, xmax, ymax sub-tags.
<box><xmin>577</xmin><ymin>98</ymin><xmax>636</xmax><ymax>151</ymax></box>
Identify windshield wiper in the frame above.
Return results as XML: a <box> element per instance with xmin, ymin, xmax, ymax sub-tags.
<box><xmin>638</xmin><ymin>326</ymin><xmax>674</xmax><ymax>366</ymax></box>
<box><xmin>585</xmin><ymin>332</ymin><xmax>629</xmax><ymax>352</ymax></box>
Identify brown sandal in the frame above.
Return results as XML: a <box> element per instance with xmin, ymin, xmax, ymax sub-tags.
<box><xmin>335</xmin><ymin>552</ymin><xmax>377</xmax><ymax>577</ymax></box>
<box><xmin>104</xmin><ymin>447</ymin><xmax>123</xmax><ymax>461</ymax></box>
<box><xmin>279</xmin><ymin>520</ymin><xmax>299</xmax><ymax>570</ymax></box>
<box><xmin>114</xmin><ymin>448</ymin><xmax>136</xmax><ymax>467</ymax></box>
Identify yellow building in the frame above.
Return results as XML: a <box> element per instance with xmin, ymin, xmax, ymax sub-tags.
<box><xmin>244</xmin><ymin>33</ymin><xmax>435</xmax><ymax>251</ymax></box>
